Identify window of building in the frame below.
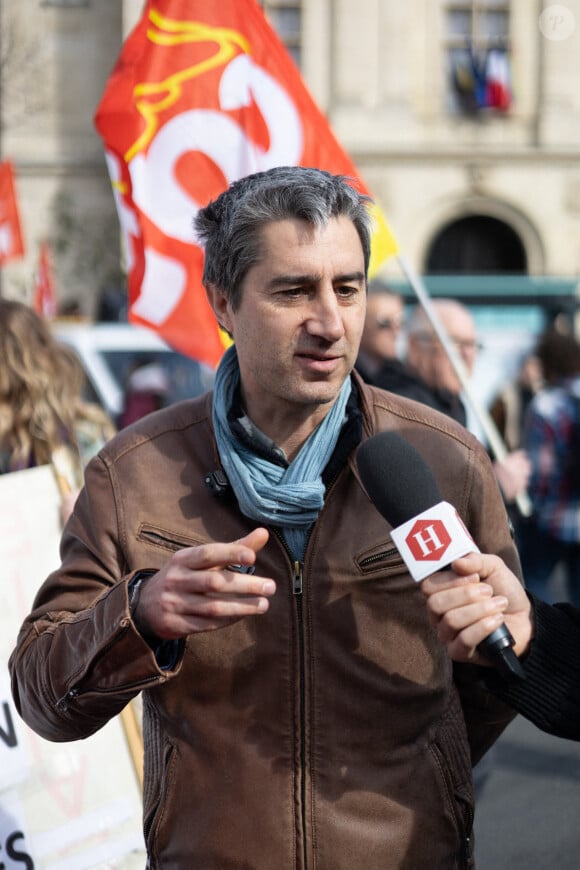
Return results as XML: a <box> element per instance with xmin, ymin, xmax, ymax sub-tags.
<box><xmin>444</xmin><ymin>1</ymin><xmax>512</xmax><ymax>115</ymax></box>
<box><xmin>259</xmin><ymin>1</ymin><xmax>302</xmax><ymax>67</ymax></box>
<box><xmin>426</xmin><ymin>215</ymin><xmax>527</xmax><ymax>273</ymax></box>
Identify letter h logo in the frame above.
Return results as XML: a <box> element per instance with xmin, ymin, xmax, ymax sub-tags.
<box><xmin>405</xmin><ymin>519</ymin><xmax>451</xmax><ymax>561</ymax></box>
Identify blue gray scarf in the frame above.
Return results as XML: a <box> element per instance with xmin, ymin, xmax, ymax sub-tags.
<box><xmin>212</xmin><ymin>346</ymin><xmax>351</xmax><ymax>560</ymax></box>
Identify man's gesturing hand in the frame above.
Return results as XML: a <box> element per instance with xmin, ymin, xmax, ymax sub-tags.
<box><xmin>132</xmin><ymin>527</ymin><xmax>275</xmax><ymax>640</ymax></box>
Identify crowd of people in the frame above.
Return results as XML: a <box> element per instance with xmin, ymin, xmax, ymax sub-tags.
<box><xmin>3</xmin><ymin>166</ymin><xmax>580</xmax><ymax>868</ymax></box>
<box><xmin>355</xmin><ymin>282</ymin><xmax>580</xmax><ymax>604</ymax></box>
<box><xmin>356</xmin><ymin>290</ymin><xmax>532</xmax><ymax>507</ymax></box>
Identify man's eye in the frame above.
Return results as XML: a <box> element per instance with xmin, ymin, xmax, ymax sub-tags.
<box><xmin>336</xmin><ymin>285</ymin><xmax>359</xmax><ymax>298</ymax></box>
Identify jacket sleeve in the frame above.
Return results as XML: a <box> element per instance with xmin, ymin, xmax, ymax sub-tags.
<box><xmin>8</xmin><ymin>453</ymin><xmax>183</xmax><ymax>743</ymax></box>
<box><xmin>483</xmin><ymin>594</ymin><xmax>580</xmax><ymax>741</ymax></box>
<box><xmin>453</xmin><ymin>438</ymin><xmax>523</xmax><ymax>764</ymax></box>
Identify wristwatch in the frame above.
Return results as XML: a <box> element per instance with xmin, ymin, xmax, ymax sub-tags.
<box><xmin>128</xmin><ymin>569</ymin><xmax>156</xmax><ymax>619</ymax></box>
<box><xmin>127</xmin><ymin>569</ymin><xmax>182</xmax><ymax>669</ymax></box>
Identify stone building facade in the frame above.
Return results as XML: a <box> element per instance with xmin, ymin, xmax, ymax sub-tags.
<box><xmin>2</xmin><ymin>0</ymin><xmax>579</xmax><ymax>314</ymax></box>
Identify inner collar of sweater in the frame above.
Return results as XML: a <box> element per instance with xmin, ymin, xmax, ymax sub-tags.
<box><xmin>226</xmin><ymin>378</ymin><xmax>362</xmax><ymax>472</ymax></box>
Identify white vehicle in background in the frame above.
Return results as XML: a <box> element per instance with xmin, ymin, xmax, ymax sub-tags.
<box><xmin>52</xmin><ymin>321</ymin><xmax>215</xmax><ymax>425</ymax></box>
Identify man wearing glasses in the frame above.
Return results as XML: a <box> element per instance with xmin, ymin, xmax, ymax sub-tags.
<box><xmin>404</xmin><ymin>299</ymin><xmax>482</xmax><ymax>426</ymax></box>
<box><xmin>397</xmin><ymin>298</ymin><xmax>530</xmax><ymax>505</ymax></box>
<box><xmin>358</xmin><ymin>296</ymin><xmax>479</xmax><ymax>422</ymax></box>
<box><xmin>355</xmin><ymin>281</ymin><xmax>405</xmax><ymax>386</ymax></box>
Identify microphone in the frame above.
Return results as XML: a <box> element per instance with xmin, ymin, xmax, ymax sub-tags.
<box><xmin>356</xmin><ymin>431</ymin><xmax>525</xmax><ymax>681</ymax></box>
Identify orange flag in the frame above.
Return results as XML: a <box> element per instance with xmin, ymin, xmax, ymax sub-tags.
<box><xmin>33</xmin><ymin>242</ymin><xmax>58</xmax><ymax>319</ymax></box>
<box><xmin>94</xmin><ymin>0</ymin><xmax>398</xmax><ymax>368</ymax></box>
<box><xmin>0</xmin><ymin>160</ymin><xmax>25</xmax><ymax>265</ymax></box>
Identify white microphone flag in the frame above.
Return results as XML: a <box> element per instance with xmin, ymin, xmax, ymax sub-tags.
<box><xmin>390</xmin><ymin>501</ymin><xmax>479</xmax><ymax>582</ymax></box>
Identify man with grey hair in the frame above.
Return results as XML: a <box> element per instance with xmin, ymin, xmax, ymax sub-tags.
<box><xmin>402</xmin><ymin>299</ymin><xmax>479</xmax><ymax>425</ymax></box>
<box><xmin>400</xmin><ymin>299</ymin><xmax>531</xmax><ymax>504</ymax></box>
<box><xmin>10</xmin><ymin>166</ymin><xmax>521</xmax><ymax>869</ymax></box>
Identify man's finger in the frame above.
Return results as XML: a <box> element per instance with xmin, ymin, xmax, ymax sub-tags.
<box><xmin>172</xmin><ymin>529</ymin><xmax>270</xmax><ymax>572</ymax></box>
<box><xmin>426</xmin><ymin>583</ymin><xmax>494</xmax><ymax>617</ymax></box>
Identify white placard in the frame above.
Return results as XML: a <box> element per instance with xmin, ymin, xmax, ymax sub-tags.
<box><xmin>0</xmin><ymin>465</ymin><xmax>145</xmax><ymax>869</ymax></box>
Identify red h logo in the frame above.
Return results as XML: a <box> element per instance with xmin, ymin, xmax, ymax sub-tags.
<box><xmin>405</xmin><ymin>519</ymin><xmax>451</xmax><ymax>561</ymax></box>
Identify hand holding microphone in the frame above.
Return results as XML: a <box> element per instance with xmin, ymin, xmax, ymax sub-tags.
<box><xmin>356</xmin><ymin>432</ymin><xmax>526</xmax><ymax>680</ymax></box>
<box><xmin>420</xmin><ymin>552</ymin><xmax>533</xmax><ymax>664</ymax></box>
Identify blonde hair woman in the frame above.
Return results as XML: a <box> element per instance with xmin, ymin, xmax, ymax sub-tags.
<box><xmin>0</xmin><ymin>299</ymin><xmax>115</xmax><ymax>520</ymax></box>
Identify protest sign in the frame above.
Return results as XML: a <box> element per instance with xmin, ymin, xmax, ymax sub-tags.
<box><xmin>0</xmin><ymin>465</ymin><xmax>145</xmax><ymax>869</ymax></box>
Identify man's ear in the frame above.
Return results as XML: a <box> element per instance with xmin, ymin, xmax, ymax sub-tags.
<box><xmin>206</xmin><ymin>283</ymin><xmax>233</xmax><ymax>336</ymax></box>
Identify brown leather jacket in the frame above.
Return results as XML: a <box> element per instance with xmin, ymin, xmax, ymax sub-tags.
<box><xmin>9</xmin><ymin>378</ymin><xmax>521</xmax><ymax>869</ymax></box>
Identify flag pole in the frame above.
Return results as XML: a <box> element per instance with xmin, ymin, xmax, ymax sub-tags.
<box><xmin>396</xmin><ymin>253</ymin><xmax>532</xmax><ymax>518</ymax></box>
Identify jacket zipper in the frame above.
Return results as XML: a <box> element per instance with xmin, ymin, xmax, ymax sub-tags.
<box><xmin>293</xmin><ymin>559</ymin><xmax>308</xmax><ymax>870</ymax></box>
<box><xmin>57</xmin><ymin>673</ymin><xmax>163</xmax><ymax>712</ymax></box>
<box><xmin>359</xmin><ymin>545</ymin><xmax>398</xmax><ymax>569</ymax></box>
<box><xmin>430</xmin><ymin>742</ymin><xmax>475</xmax><ymax>868</ymax></box>
<box><xmin>286</xmin><ymin>470</ymin><xmax>344</xmax><ymax>869</ymax></box>
<box><xmin>55</xmin><ymin>623</ymin><xmax>164</xmax><ymax>711</ymax></box>
<box><xmin>460</xmin><ymin>799</ymin><xmax>475</xmax><ymax>867</ymax></box>
<box><xmin>139</xmin><ymin>528</ymin><xmax>200</xmax><ymax>551</ymax></box>
<box><xmin>270</xmin><ymin>529</ymin><xmax>309</xmax><ymax>869</ymax></box>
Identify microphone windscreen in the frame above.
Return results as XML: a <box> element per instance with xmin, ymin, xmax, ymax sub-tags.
<box><xmin>356</xmin><ymin>431</ymin><xmax>442</xmax><ymax>527</ymax></box>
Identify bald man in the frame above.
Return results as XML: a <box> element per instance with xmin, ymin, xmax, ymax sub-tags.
<box><xmin>392</xmin><ymin>299</ymin><xmax>531</xmax><ymax>504</ymax></box>
<box><xmin>404</xmin><ymin>299</ymin><xmax>479</xmax><ymax>425</ymax></box>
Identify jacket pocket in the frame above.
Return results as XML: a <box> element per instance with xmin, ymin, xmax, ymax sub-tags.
<box><xmin>428</xmin><ymin>741</ymin><xmax>475</xmax><ymax>869</ymax></box>
<box><xmin>356</xmin><ymin>540</ymin><xmax>403</xmax><ymax>575</ymax></box>
<box><xmin>143</xmin><ymin>740</ymin><xmax>178</xmax><ymax>866</ymax></box>
<box><xmin>138</xmin><ymin>523</ymin><xmax>205</xmax><ymax>554</ymax></box>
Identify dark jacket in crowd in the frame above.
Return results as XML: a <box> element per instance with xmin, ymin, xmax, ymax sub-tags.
<box><xmin>359</xmin><ymin>357</ymin><xmax>468</xmax><ymax>426</ymax></box>
<box><xmin>485</xmin><ymin>593</ymin><xmax>580</xmax><ymax>741</ymax></box>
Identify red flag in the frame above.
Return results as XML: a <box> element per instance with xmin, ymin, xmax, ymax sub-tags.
<box><xmin>0</xmin><ymin>160</ymin><xmax>25</xmax><ymax>265</ymax></box>
<box><xmin>94</xmin><ymin>0</ymin><xmax>398</xmax><ymax>368</ymax></box>
<box><xmin>33</xmin><ymin>242</ymin><xmax>58</xmax><ymax>319</ymax></box>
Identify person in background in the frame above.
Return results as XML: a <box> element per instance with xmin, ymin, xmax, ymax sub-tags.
<box><xmin>489</xmin><ymin>352</ymin><xmax>543</xmax><ymax>452</ymax></box>
<box><xmin>518</xmin><ymin>327</ymin><xmax>580</xmax><ymax>604</ymax></box>
<box><xmin>391</xmin><ymin>299</ymin><xmax>531</xmax><ymax>507</ymax></box>
<box><xmin>355</xmin><ymin>281</ymin><xmax>405</xmax><ymax>385</ymax></box>
<box><xmin>402</xmin><ymin>298</ymin><xmax>477</xmax><ymax>424</ymax></box>
<box><xmin>9</xmin><ymin>166</ymin><xmax>522</xmax><ymax>869</ymax></box>
<box><xmin>118</xmin><ymin>359</ymin><xmax>171</xmax><ymax>428</ymax></box>
<box><xmin>421</xmin><ymin>550</ymin><xmax>580</xmax><ymax>742</ymax></box>
<box><xmin>0</xmin><ymin>299</ymin><xmax>115</xmax><ymax>523</ymax></box>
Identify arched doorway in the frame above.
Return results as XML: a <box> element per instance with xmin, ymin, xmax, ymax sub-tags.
<box><xmin>426</xmin><ymin>215</ymin><xmax>527</xmax><ymax>273</ymax></box>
